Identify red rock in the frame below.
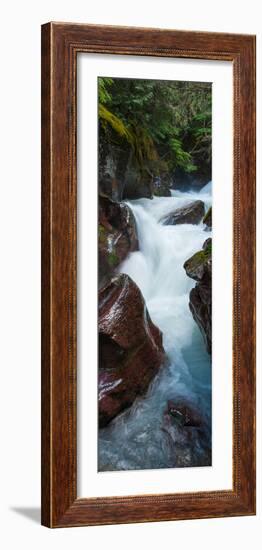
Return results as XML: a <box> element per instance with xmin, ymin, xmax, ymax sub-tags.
<box><xmin>99</xmin><ymin>273</ymin><xmax>165</xmax><ymax>427</ymax></box>
<box><xmin>99</xmin><ymin>195</ymin><xmax>138</xmax><ymax>287</ymax></box>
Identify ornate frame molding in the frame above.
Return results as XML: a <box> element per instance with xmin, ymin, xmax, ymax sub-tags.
<box><xmin>41</xmin><ymin>22</ymin><xmax>256</xmax><ymax>527</ymax></box>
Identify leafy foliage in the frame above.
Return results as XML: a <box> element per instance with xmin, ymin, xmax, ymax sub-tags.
<box><xmin>98</xmin><ymin>77</ymin><xmax>211</xmax><ymax>180</ymax></box>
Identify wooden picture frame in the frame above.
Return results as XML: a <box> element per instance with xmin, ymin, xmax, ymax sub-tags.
<box><xmin>41</xmin><ymin>22</ymin><xmax>256</xmax><ymax>527</ymax></box>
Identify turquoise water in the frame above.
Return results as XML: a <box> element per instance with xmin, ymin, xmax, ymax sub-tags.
<box><xmin>98</xmin><ymin>184</ymin><xmax>212</xmax><ymax>471</ymax></box>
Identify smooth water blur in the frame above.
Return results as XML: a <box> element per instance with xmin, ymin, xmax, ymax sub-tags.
<box><xmin>98</xmin><ymin>183</ymin><xmax>212</xmax><ymax>471</ymax></box>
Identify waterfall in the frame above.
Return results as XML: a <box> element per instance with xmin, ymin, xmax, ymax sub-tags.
<box><xmin>99</xmin><ymin>184</ymin><xmax>212</xmax><ymax>471</ymax></box>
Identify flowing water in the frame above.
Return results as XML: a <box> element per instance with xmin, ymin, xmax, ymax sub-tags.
<box><xmin>98</xmin><ymin>183</ymin><xmax>212</xmax><ymax>471</ymax></box>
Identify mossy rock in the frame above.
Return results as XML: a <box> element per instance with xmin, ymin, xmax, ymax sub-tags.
<box><xmin>107</xmin><ymin>251</ymin><xmax>119</xmax><ymax>268</ymax></box>
<box><xmin>202</xmin><ymin>237</ymin><xmax>212</xmax><ymax>256</ymax></box>
<box><xmin>184</xmin><ymin>238</ymin><xmax>212</xmax><ymax>354</ymax></box>
<box><xmin>98</xmin><ymin>224</ymin><xmax>107</xmax><ymax>243</ymax></box>
<box><xmin>184</xmin><ymin>238</ymin><xmax>212</xmax><ymax>282</ymax></box>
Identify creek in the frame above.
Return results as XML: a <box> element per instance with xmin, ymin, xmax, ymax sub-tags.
<box><xmin>98</xmin><ymin>182</ymin><xmax>212</xmax><ymax>471</ymax></box>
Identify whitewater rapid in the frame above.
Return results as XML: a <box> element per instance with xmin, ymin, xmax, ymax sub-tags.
<box><xmin>98</xmin><ymin>183</ymin><xmax>212</xmax><ymax>471</ymax></box>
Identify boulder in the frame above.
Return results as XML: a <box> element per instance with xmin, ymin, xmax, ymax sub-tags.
<box><xmin>123</xmin><ymin>174</ymin><xmax>172</xmax><ymax>200</ymax></box>
<box><xmin>98</xmin><ymin>137</ymin><xmax>129</xmax><ymax>201</ymax></box>
<box><xmin>161</xmin><ymin>200</ymin><xmax>205</xmax><ymax>225</ymax></box>
<box><xmin>184</xmin><ymin>238</ymin><xmax>212</xmax><ymax>282</ymax></box>
<box><xmin>99</xmin><ymin>273</ymin><xmax>165</xmax><ymax>427</ymax></box>
<box><xmin>162</xmin><ymin>398</ymin><xmax>211</xmax><ymax>467</ymax></box>
<box><xmin>152</xmin><ymin>176</ymin><xmax>172</xmax><ymax>197</ymax></box>
<box><xmin>123</xmin><ymin>178</ymin><xmax>153</xmax><ymax>199</ymax></box>
<box><xmin>184</xmin><ymin>238</ymin><xmax>212</xmax><ymax>353</ymax></box>
<box><xmin>165</xmin><ymin>399</ymin><xmax>202</xmax><ymax>428</ymax></box>
<box><xmin>99</xmin><ymin>173</ymin><xmax>120</xmax><ymax>202</ymax></box>
<box><xmin>99</xmin><ymin>195</ymin><xmax>138</xmax><ymax>287</ymax></box>
<box><xmin>203</xmin><ymin>206</ymin><xmax>212</xmax><ymax>230</ymax></box>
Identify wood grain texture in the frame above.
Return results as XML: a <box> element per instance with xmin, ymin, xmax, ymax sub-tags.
<box><xmin>41</xmin><ymin>22</ymin><xmax>256</xmax><ymax>527</ymax></box>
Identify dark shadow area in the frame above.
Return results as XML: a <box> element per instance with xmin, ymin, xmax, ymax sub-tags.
<box><xmin>11</xmin><ymin>507</ymin><xmax>41</xmax><ymax>524</ymax></box>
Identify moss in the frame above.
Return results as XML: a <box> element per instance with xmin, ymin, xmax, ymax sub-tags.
<box><xmin>98</xmin><ymin>224</ymin><xmax>107</xmax><ymax>243</ymax></box>
<box><xmin>186</xmin><ymin>250</ymin><xmax>206</xmax><ymax>268</ymax></box>
<box><xmin>185</xmin><ymin>241</ymin><xmax>211</xmax><ymax>270</ymax></box>
<box><xmin>203</xmin><ymin>239</ymin><xmax>212</xmax><ymax>257</ymax></box>
<box><xmin>107</xmin><ymin>250</ymin><xmax>119</xmax><ymax>268</ymax></box>
<box><xmin>98</xmin><ymin>104</ymin><xmax>134</xmax><ymax>146</ymax></box>
<box><xmin>99</xmin><ymin>103</ymin><xmax>159</xmax><ymax>177</ymax></box>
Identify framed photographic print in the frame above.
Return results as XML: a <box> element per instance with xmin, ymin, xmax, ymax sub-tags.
<box><xmin>41</xmin><ymin>22</ymin><xmax>256</xmax><ymax>527</ymax></box>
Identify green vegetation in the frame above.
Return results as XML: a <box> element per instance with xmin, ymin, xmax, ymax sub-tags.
<box><xmin>98</xmin><ymin>77</ymin><xmax>212</xmax><ymax>183</ymax></box>
<box><xmin>107</xmin><ymin>251</ymin><xmax>119</xmax><ymax>268</ymax></box>
<box><xmin>203</xmin><ymin>239</ymin><xmax>212</xmax><ymax>257</ymax></box>
<box><xmin>184</xmin><ymin>240</ymin><xmax>212</xmax><ymax>277</ymax></box>
<box><xmin>98</xmin><ymin>224</ymin><xmax>107</xmax><ymax>243</ymax></box>
<box><xmin>189</xmin><ymin>242</ymin><xmax>211</xmax><ymax>264</ymax></box>
<box><xmin>186</xmin><ymin>250</ymin><xmax>206</xmax><ymax>268</ymax></box>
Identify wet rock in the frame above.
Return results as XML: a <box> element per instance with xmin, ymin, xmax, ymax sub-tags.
<box><xmin>190</xmin><ymin>285</ymin><xmax>212</xmax><ymax>353</ymax></box>
<box><xmin>184</xmin><ymin>238</ymin><xmax>212</xmax><ymax>282</ymax></box>
<box><xmin>123</xmin><ymin>179</ymin><xmax>153</xmax><ymax>199</ymax></box>
<box><xmin>99</xmin><ymin>173</ymin><xmax>120</xmax><ymax>201</ymax></box>
<box><xmin>183</xmin><ymin>238</ymin><xmax>212</xmax><ymax>354</ymax></box>
<box><xmin>99</xmin><ymin>137</ymin><xmax>129</xmax><ymax>201</ymax></box>
<box><xmin>203</xmin><ymin>206</ymin><xmax>212</xmax><ymax>230</ymax></box>
<box><xmin>162</xmin><ymin>399</ymin><xmax>211</xmax><ymax>467</ymax></box>
<box><xmin>152</xmin><ymin>176</ymin><xmax>172</xmax><ymax>197</ymax></box>
<box><xmin>160</xmin><ymin>200</ymin><xmax>205</xmax><ymax>225</ymax></box>
<box><xmin>98</xmin><ymin>273</ymin><xmax>165</xmax><ymax>427</ymax></box>
<box><xmin>99</xmin><ymin>195</ymin><xmax>138</xmax><ymax>287</ymax></box>
<box><xmin>165</xmin><ymin>399</ymin><xmax>202</xmax><ymax>428</ymax></box>
<box><xmin>123</xmin><ymin>177</ymin><xmax>172</xmax><ymax>200</ymax></box>
<box><xmin>99</xmin><ymin>147</ymin><xmax>172</xmax><ymax>200</ymax></box>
